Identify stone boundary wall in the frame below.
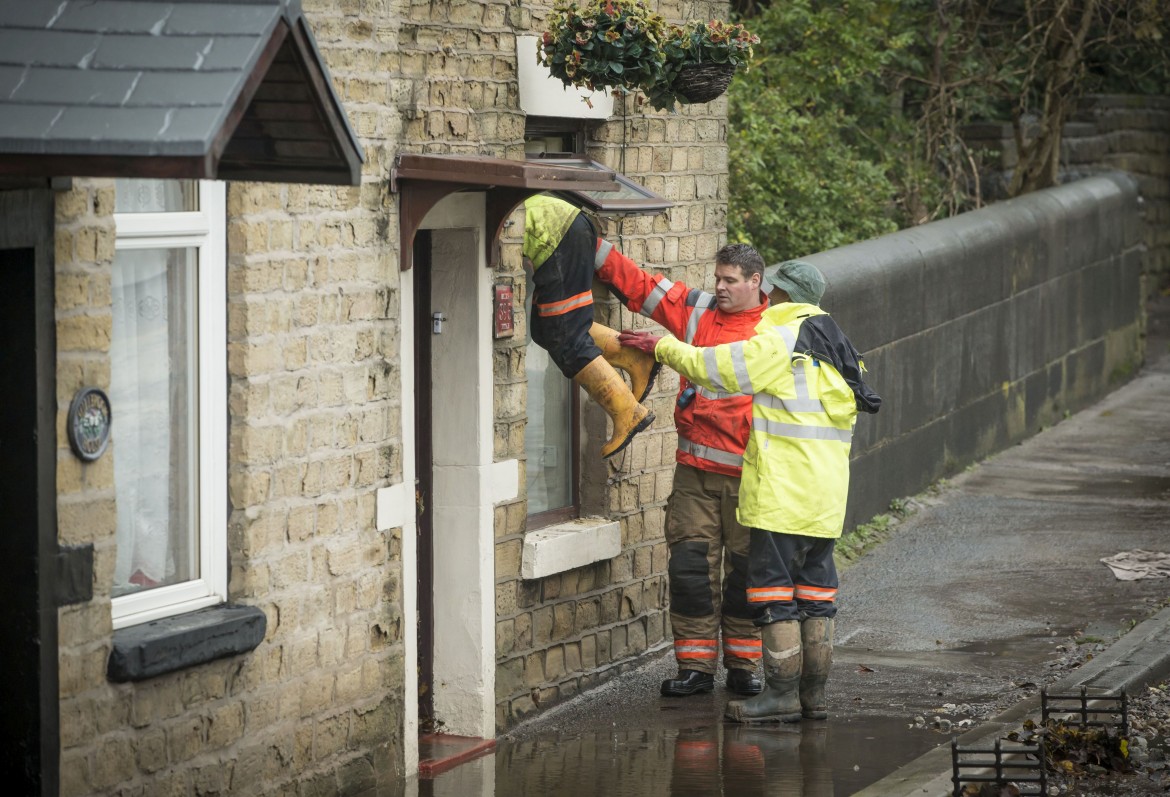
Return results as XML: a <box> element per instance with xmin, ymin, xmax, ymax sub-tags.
<box><xmin>809</xmin><ymin>173</ymin><xmax>1145</xmax><ymax>530</ymax></box>
<box><xmin>1066</xmin><ymin>96</ymin><xmax>1170</xmax><ymax>298</ymax></box>
<box><xmin>966</xmin><ymin>94</ymin><xmax>1170</xmax><ymax>300</ymax></box>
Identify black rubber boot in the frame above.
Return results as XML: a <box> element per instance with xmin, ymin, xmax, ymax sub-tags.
<box><xmin>725</xmin><ymin>668</ymin><xmax>763</xmax><ymax>696</ymax></box>
<box><xmin>725</xmin><ymin>621</ymin><xmax>802</xmax><ymax>723</ymax></box>
<box><xmin>661</xmin><ymin>669</ymin><xmax>715</xmax><ymax>697</ymax></box>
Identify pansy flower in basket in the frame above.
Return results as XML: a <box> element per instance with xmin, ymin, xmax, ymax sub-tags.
<box><xmin>644</xmin><ymin>18</ymin><xmax>760</xmax><ymax>111</ymax></box>
<box><xmin>539</xmin><ymin>0</ymin><xmax>669</xmax><ymax>96</ymax></box>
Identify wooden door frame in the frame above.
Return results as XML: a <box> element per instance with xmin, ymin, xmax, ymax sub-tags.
<box><xmin>412</xmin><ymin>230</ymin><xmax>435</xmax><ymax>727</ymax></box>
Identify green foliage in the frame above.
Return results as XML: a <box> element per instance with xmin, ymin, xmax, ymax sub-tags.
<box><xmin>727</xmin><ymin>0</ymin><xmax>912</xmax><ymax>262</ymax></box>
<box><xmin>835</xmin><ymin>512</ymin><xmax>894</xmax><ymax>566</ymax></box>
<box><xmin>1086</xmin><ymin>4</ymin><xmax>1170</xmax><ymax>95</ymax></box>
<box><xmin>672</xmin><ymin>19</ymin><xmax>759</xmax><ymax>68</ymax></box>
<box><xmin>645</xmin><ymin>19</ymin><xmax>759</xmax><ymax>111</ymax></box>
<box><xmin>540</xmin><ymin>1</ymin><xmax>759</xmax><ymax>112</ymax></box>
<box><xmin>539</xmin><ymin>0</ymin><xmax>669</xmax><ymax>94</ymax></box>
<box><xmin>728</xmin><ymin>0</ymin><xmax>1170</xmax><ymax>257</ymax></box>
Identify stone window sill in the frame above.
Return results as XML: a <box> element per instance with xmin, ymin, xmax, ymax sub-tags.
<box><xmin>521</xmin><ymin>517</ymin><xmax>621</xmax><ymax>580</ymax></box>
<box><xmin>107</xmin><ymin>604</ymin><xmax>266</xmax><ymax>683</ymax></box>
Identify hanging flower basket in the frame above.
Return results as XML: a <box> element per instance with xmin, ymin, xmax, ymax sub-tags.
<box><xmin>539</xmin><ymin>0</ymin><xmax>669</xmax><ymax>95</ymax></box>
<box><xmin>644</xmin><ymin>19</ymin><xmax>759</xmax><ymax>111</ymax></box>
<box><xmin>672</xmin><ymin>62</ymin><xmax>738</xmax><ymax>103</ymax></box>
<box><xmin>539</xmin><ymin>5</ymin><xmax>759</xmax><ymax>112</ymax></box>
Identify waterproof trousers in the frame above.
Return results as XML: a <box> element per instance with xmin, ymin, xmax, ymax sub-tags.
<box><xmin>665</xmin><ymin>464</ymin><xmax>762</xmax><ymax>675</ymax></box>
<box><xmin>529</xmin><ymin>212</ymin><xmax>602</xmax><ymax>379</ymax></box>
<box><xmin>745</xmin><ymin>528</ymin><xmax>838</xmax><ymax>624</ymax></box>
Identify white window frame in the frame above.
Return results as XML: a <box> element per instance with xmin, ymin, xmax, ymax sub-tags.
<box><xmin>110</xmin><ymin>181</ymin><xmax>227</xmax><ymax>629</ymax></box>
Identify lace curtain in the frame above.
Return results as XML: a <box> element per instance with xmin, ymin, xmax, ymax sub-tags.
<box><xmin>110</xmin><ymin>180</ymin><xmax>198</xmax><ymax>596</ymax></box>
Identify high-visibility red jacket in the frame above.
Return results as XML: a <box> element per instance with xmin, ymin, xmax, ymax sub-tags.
<box><xmin>594</xmin><ymin>241</ymin><xmax>768</xmax><ymax>477</ymax></box>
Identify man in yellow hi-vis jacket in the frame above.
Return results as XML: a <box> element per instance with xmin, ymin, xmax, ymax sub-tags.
<box><xmin>619</xmin><ymin>260</ymin><xmax>881</xmax><ymax>723</ymax></box>
<box><xmin>523</xmin><ymin>194</ymin><xmax>659</xmax><ymax>458</ymax></box>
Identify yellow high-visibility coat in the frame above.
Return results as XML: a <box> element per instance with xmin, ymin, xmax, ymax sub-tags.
<box><xmin>654</xmin><ymin>302</ymin><xmax>866</xmax><ymax>538</ymax></box>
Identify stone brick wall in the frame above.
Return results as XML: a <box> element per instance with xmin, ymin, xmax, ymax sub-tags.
<box><xmin>492</xmin><ymin>1</ymin><xmax>733</xmax><ymax>731</ymax></box>
<box><xmin>1066</xmin><ymin>95</ymin><xmax>1170</xmax><ymax>298</ymax></box>
<box><xmin>52</xmin><ymin>0</ymin><xmax>738</xmax><ymax>789</ymax></box>
<box><xmin>966</xmin><ymin>94</ymin><xmax>1170</xmax><ymax>299</ymax></box>
<box><xmin>55</xmin><ymin>1</ymin><xmax>410</xmax><ymax>790</ymax></box>
<box><xmin>221</xmin><ymin>172</ymin><xmax>403</xmax><ymax>795</ymax></box>
<box><xmin>55</xmin><ymin>179</ymin><xmax>121</xmax><ymax>795</ymax></box>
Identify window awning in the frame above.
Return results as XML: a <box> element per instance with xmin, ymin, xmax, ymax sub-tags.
<box><xmin>0</xmin><ymin>0</ymin><xmax>363</xmax><ymax>186</ymax></box>
<box><xmin>527</xmin><ymin>156</ymin><xmax>672</xmax><ymax>215</ymax></box>
<box><xmin>392</xmin><ymin>153</ymin><xmax>672</xmax><ymax>270</ymax></box>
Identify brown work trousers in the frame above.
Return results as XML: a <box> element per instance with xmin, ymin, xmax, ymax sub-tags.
<box><xmin>664</xmin><ymin>464</ymin><xmax>761</xmax><ymax>674</ymax></box>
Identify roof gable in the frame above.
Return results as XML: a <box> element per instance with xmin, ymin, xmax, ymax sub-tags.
<box><xmin>0</xmin><ymin>0</ymin><xmax>362</xmax><ymax>185</ymax></box>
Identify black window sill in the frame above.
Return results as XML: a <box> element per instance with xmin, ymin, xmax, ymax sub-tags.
<box><xmin>107</xmin><ymin>604</ymin><xmax>266</xmax><ymax>683</ymax></box>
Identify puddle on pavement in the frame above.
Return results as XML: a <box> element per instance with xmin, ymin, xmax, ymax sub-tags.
<box><xmin>405</xmin><ymin>714</ymin><xmax>942</xmax><ymax>796</ymax></box>
<box><xmin>1068</xmin><ymin>474</ymin><xmax>1170</xmax><ymax>500</ymax></box>
<box><xmin>973</xmin><ymin>471</ymin><xmax>1170</xmax><ymax>502</ymax></box>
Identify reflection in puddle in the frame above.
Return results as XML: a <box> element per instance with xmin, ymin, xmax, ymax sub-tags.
<box><xmin>406</xmin><ymin>714</ymin><xmax>941</xmax><ymax>797</ymax></box>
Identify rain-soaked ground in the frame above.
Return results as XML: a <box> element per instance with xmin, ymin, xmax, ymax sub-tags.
<box><xmin>355</xmin><ymin>303</ymin><xmax>1170</xmax><ymax>797</ymax></box>
<box><xmin>417</xmin><ymin>653</ymin><xmax>949</xmax><ymax>797</ymax></box>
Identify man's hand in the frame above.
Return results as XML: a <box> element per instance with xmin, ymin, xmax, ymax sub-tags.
<box><xmin>618</xmin><ymin>330</ymin><xmax>662</xmax><ymax>356</ymax></box>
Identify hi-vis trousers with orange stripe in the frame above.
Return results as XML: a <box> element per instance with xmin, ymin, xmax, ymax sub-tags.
<box><xmin>530</xmin><ymin>213</ymin><xmax>603</xmax><ymax>379</ymax></box>
<box><xmin>746</xmin><ymin>529</ymin><xmax>839</xmax><ymax>624</ymax></box>
<box><xmin>666</xmin><ymin>464</ymin><xmax>762</xmax><ymax>674</ymax></box>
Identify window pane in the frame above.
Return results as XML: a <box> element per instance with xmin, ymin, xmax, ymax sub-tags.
<box><xmin>114</xmin><ymin>179</ymin><xmax>198</xmax><ymax>213</ymax></box>
<box><xmin>525</xmin><ymin>341</ymin><xmax>573</xmax><ymax>515</ymax></box>
<box><xmin>110</xmin><ymin>247</ymin><xmax>199</xmax><ymax>597</ymax></box>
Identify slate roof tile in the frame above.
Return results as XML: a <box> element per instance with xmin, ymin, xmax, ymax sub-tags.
<box><xmin>52</xmin><ymin>1</ymin><xmax>174</xmax><ymax>35</ymax></box>
<box><xmin>164</xmin><ymin>3</ymin><xmax>278</xmax><ymax>36</ymax></box>
<box><xmin>0</xmin><ymin>30</ymin><xmax>101</xmax><ymax>69</ymax></box>
<box><xmin>11</xmin><ymin>67</ymin><xmax>140</xmax><ymax>106</ymax></box>
<box><xmin>0</xmin><ymin>104</ymin><xmax>65</xmax><ymax>143</ymax></box>
<box><xmin>91</xmin><ymin>34</ymin><xmax>216</xmax><ymax>71</ymax></box>
<box><xmin>46</xmin><ymin>107</ymin><xmax>181</xmax><ymax>151</ymax></box>
<box><xmin>0</xmin><ymin>4</ymin><xmax>65</xmax><ymax>28</ymax></box>
<box><xmin>129</xmin><ymin>71</ymin><xmax>242</xmax><ymax>107</ymax></box>
<box><xmin>197</xmin><ymin>36</ymin><xmax>265</xmax><ymax>72</ymax></box>
<box><xmin>0</xmin><ymin>64</ymin><xmax>27</xmax><ymax>99</ymax></box>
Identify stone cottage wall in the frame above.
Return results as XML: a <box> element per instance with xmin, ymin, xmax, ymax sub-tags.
<box><xmin>53</xmin><ymin>0</ymin><xmax>738</xmax><ymax>791</ymax></box>
<box><xmin>55</xmin><ymin>179</ymin><xmax>122</xmax><ymax>796</ymax></box>
<box><xmin>54</xmin><ymin>2</ymin><xmax>410</xmax><ymax>792</ymax></box>
<box><xmin>492</xmin><ymin>0</ymin><xmax>733</xmax><ymax>730</ymax></box>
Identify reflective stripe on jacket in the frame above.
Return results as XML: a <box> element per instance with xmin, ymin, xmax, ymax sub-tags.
<box><xmin>654</xmin><ymin>303</ymin><xmax>872</xmax><ymax>538</ymax></box>
<box><xmin>523</xmin><ymin>194</ymin><xmax>580</xmax><ymax>269</ymax></box>
<box><xmin>594</xmin><ymin>242</ymin><xmax>767</xmax><ymax>477</ymax></box>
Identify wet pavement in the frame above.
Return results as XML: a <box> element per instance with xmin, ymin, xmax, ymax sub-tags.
<box><xmin>381</xmin><ymin>304</ymin><xmax>1170</xmax><ymax>797</ymax></box>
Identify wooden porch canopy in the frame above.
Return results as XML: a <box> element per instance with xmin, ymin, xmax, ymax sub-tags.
<box><xmin>0</xmin><ymin>0</ymin><xmax>362</xmax><ymax>186</ymax></box>
<box><xmin>391</xmin><ymin>153</ymin><xmax>627</xmax><ymax>271</ymax></box>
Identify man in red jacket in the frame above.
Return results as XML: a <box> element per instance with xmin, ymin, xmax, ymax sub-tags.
<box><xmin>594</xmin><ymin>239</ymin><xmax>769</xmax><ymax>697</ymax></box>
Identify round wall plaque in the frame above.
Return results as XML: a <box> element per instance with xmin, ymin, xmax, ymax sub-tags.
<box><xmin>67</xmin><ymin>387</ymin><xmax>112</xmax><ymax>462</ymax></box>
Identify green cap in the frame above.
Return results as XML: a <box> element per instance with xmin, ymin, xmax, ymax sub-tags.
<box><xmin>764</xmin><ymin>260</ymin><xmax>826</xmax><ymax>305</ymax></box>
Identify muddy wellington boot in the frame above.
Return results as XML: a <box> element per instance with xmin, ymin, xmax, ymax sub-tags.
<box><xmin>800</xmin><ymin>617</ymin><xmax>834</xmax><ymax>719</ymax></box>
<box><xmin>573</xmin><ymin>356</ymin><xmax>655</xmax><ymax>458</ymax></box>
<box><xmin>589</xmin><ymin>322</ymin><xmax>662</xmax><ymax>402</ymax></box>
<box><xmin>725</xmin><ymin>620</ymin><xmax>803</xmax><ymax>723</ymax></box>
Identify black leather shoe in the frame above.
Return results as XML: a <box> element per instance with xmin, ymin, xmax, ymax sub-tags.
<box><xmin>726</xmin><ymin>668</ymin><xmax>763</xmax><ymax>696</ymax></box>
<box><xmin>661</xmin><ymin>669</ymin><xmax>715</xmax><ymax>697</ymax></box>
